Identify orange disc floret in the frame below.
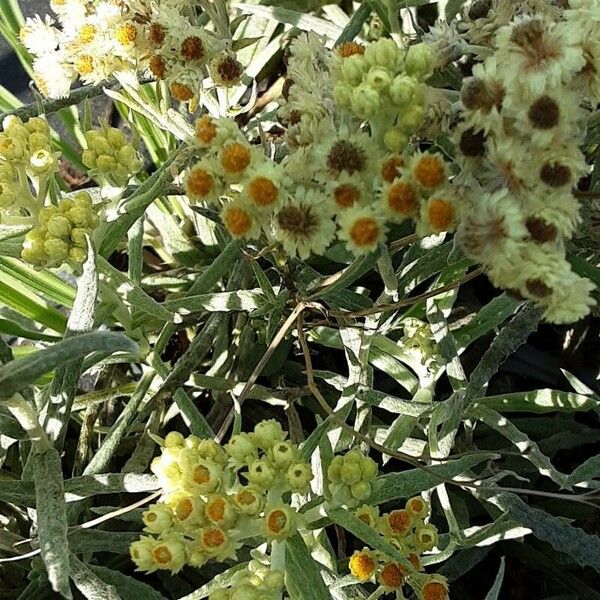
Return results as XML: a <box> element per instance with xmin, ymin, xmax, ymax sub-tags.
<box><xmin>387</xmin><ymin>181</ymin><xmax>418</xmax><ymax>215</ymax></box>
<box><xmin>224</xmin><ymin>206</ymin><xmax>252</xmax><ymax>237</ymax></box>
<box><xmin>149</xmin><ymin>55</ymin><xmax>167</xmax><ymax>79</ymax></box>
<box><xmin>334</xmin><ymin>184</ymin><xmax>360</xmax><ymax>208</ymax></box>
<box><xmin>116</xmin><ymin>23</ymin><xmax>137</xmax><ymax>45</ymax></box>
<box><xmin>387</xmin><ymin>509</ymin><xmax>412</xmax><ymax>536</ymax></box>
<box><xmin>186</xmin><ymin>168</ymin><xmax>214</xmax><ymax>199</ymax></box>
<box><xmin>193</xmin><ymin>465</ymin><xmax>211</xmax><ymax>484</ymax></box>
<box><xmin>181</xmin><ymin>36</ymin><xmax>205</xmax><ymax>61</ymax></box>
<box><xmin>267</xmin><ymin>509</ymin><xmax>287</xmax><ymax>534</ymax></box>
<box><xmin>422</xmin><ymin>581</ymin><xmax>448</xmax><ymax>600</ymax></box>
<box><xmin>428</xmin><ymin>199</ymin><xmax>455</xmax><ymax>231</ymax></box>
<box><xmin>337</xmin><ymin>41</ymin><xmax>366</xmax><ymax>57</ymax></box>
<box><xmin>202</xmin><ymin>527</ymin><xmax>226</xmax><ymax>549</ymax></box>
<box><xmin>407</xmin><ymin>497</ymin><xmax>425</xmax><ymax>513</ymax></box>
<box><xmin>413</xmin><ymin>154</ymin><xmax>446</xmax><ymax>189</ymax></box>
<box><xmin>152</xmin><ymin>545</ymin><xmax>172</xmax><ymax>565</ymax></box>
<box><xmin>350</xmin><ymin>217</ymin><xmax>380</xmax><ymax>247</ymax></box>
<box><xmin>381</xmin><ymin>156</ymin><xmax>405</xmax><ymax>182</ymax></box>
<box><xmin>206</xmin><ymin>497</ymin><xmax>225</xmax><ymax>522</ymax></box>
<box><xmin>248</xmin><ymin>177</ymin><xmax>278</xmax><ymax>207</ymax></box>
<box><xmin>349</xmin><ymin>550</ymin><xmax>376</xmax><ymax>581</ymax></box>
<box><xmin>75</xmin><ymin>55</ymin><xmax>94</xmax><ymax>75</ymax></box>
<box><xmin>221</xmin><ymin>143</ymin><xmax>252</xmax><ymax>174</ymax></box>
<box><xmin>236</xmin><ymin>489</ymin><xmax>255</xmax><ymax>506</ymax></box>
<box><xmin>379</xmin><ymin>562</ymin><xmax>404</xmax><ymax>589</ymax></box>
<box><xmin>195</xmin><ymin>115</ymin><xmax>217</xmax><ymax>145</ymax></box>
<box><xmin>170</xmin><ymin>82</ymin><xmax>194</xmax><ymax>102</ymax></box>
<box><xmin>176</xmin><ymin>498</ymin><xmax>193</xmax><ymax>520</ymax></box>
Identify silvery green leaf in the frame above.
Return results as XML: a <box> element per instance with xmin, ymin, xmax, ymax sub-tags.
<box><xmin>285</xmin><ymin>534</ymin><xmax>331</xmax><ymax>600</ymax></box>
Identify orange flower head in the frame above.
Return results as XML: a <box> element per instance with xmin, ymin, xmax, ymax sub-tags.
<box><xmin>170</xmin><ymin>82</ymin><xmax>194</xmax><ymax>102</ymax></box>
<box><xmin>267</xmin><ymin>509</ymin><xmax>288</xmax><ymax>534</ymax></box>
<box><xmin>349</xmin><ymin>550</ymin><xmax>376</xmax><ymax>581</ymax></box>
<box><xmin>206</xmin><ymin>497</ymin><xmax>225</xmax><ymax>522</ymax></box>
<box><xmin>337</xmin><ymin>41</ymin><xmax>366</xmax><ymax>57</ymax></box>
<box><xmin>350</xmin><ymin>217</ymin><xmax>380</xmax><ymax>247</ymax></box>
<box><xmin>387</xmin><ymin>509</ymin><xmax>412</xmax><ymax>536</ymax></box>
<box><xmin>193</xmin><ymin>465</ymin><xmax>210</xmax><ymax>485</ymax></box>
<box><xmin>428</xmin><ymin>199</ymin><xmax>455</xmax><ymax>231</ymax></box>
<box><xmin>181</xmin><ymin>36</ymin><xmax>205</xmax><ymax>61</ymax></box>
<box><xmin>248</xmin><ymin>176</ymin><xmax>278</xmax><ymax>207</ymax></box>
<box><xmin>379</xmin><ymin>562</ymin><xmax>404</xmax><ymax>589</ymax></box>
<box><xmin>185</xmin><ymin>168</ymin><xmax>214</xmax><ymax>199</ymax></box>
<box><xmin>334</xmin><ymin>184</ymin><xmax>361</xmax><ymax>208</ymax></box>
<box><xmin>387</xmin><ymin>181</ymin><xmax>418</xmax><ymax>215</ymax></box>
<box><xmin>413</xmin><ymin>155</ymin><xmax>446</xmax><ymax>189</ymax></box>
<box><xmin>195</xmin><ymin>115</ymin><xmax>217</xmax><ymax>145</ymax></box>
<box><xmin>149</xmin><ymin>55</ymin><xmax>167</xmax><ymax>79</ymax></box>
<box><xmin>381</xmin><ymin>156</ymin><xmax>405</xmax><ymax>182</ymax></box>
<box><xmin>202</xmin><ymin>527</ymin><xmax>226</xmax><ymax>549</ymax></box>
<box><xmin>224</xmin><ymin>206</ymin><xmax>252</xmax><ymax>237</ymax></box>
<box><xmin>422</xmin><ymin>581</ymin><xmax>448</xmax><ymax>600</ymax></box>
<box><xmin>175</xmin><ymin>498</ymin><xmax>193</xmax><ymax>520</ymax></box>
<box><xmin>152</xmin><ymin>545</ymin><xmax>172</xmax><ymax>565</ymax></box>
<box><xmin>221</xmin><ymin>143</ymin><xmax>252</xmax><ymax>174</ymax></box>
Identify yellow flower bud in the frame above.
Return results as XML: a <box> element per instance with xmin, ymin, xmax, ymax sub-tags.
<box><xmin>252</xmin><ymin>419</ymin><xmax>286</xmax><ymax>449</ymax></box>
<box><xmin>269</xmin><ymin>441</ymin><xmax>297</xmax><ymax>469</ymax></box>
<box><xmin>182</xmin><ymin>455</ymin><xmax>223</xmax><ymax>495</ymax></box>
<box><xmin>286</xmin><ymin>462</ymin><xmax>313</xmax><ymax>493</ymax></box>
<box><xmin>398</xmin><ymin>105</ymin><xmax>425</xmax><ymax>133</ymax></box>
<box><xmin>29</xmin><ymin>149</ymin><xmax>57</xmax><ymax>175</ymax></box>
<box><xmin>384</xmin><ymin>127</ymin><xmax>409</xmax><ymax>152</ymax></box>
<box><xmin>70</xmin><ymin>227</ymin><xmax>89</xmax><ymax>247</ymax></box>
<box><xmin>96</xmin><ymin>154</ymin><xmax>117</xmax><ymax>171</ymax></box>
<box><xmin>351</xmin><ymin>84</ymin><xmax>382</xmax><ymax>118</ymax></box>
<box><xmin>351</xmin><ymin>481</ymin><xmax>371</xmax><ymax>501</ymax></box>
<box><xmin>225</xmin><ymin>432</ymin><xmax>257</xmax><ymax>465</ymax></box>
<box><xmin>68</xmin><ymin>246</ymin><xmax>88</xmax><ymax>263</ymax></box>
<box><xmin>340</xmin><ymin>461</ymin><xmax>362</xmax><ymax>485</ymax></box>
<box><xmin>389</xmin><ymin>74</ymin><xmax>420</xmax><ymax>106</ymax></box>
<box><xmin>359</xmin><ymin>455</ymin><xmax>378</xmax><ymax>480</ymax></box>
<box><xmin>327</xmin><ymin>455</ymin><xmax>344</xmax><ymax>482</ymax></box>
<box><xmin>46</xmin><ymin>215</ymin><xmax>71</xmax><ymax>238</ymax></box>
<box><xmin>44</xmin><ymin>237</ymin><xmax>69</xmax><ymax>261</ymax></box>
<box><xmin>333</xmin><ymin>82</ymin><xmax>354</xmax><ymax>108</ymax></box>
<box><xmin>3</xmin><ymin>116</ymin><xmax>28</xmax><ymax>141</ymax></box>
<box><xmin>165</xmin><ymin>431</ymin><xmax>185</xmax><ymax>448</ymax></box>
<box><xmin>117</xmin><ymin>145</ymin><xmax>137</xmax><ymax>167</ymax></box>
<box><xmin>406</xmin><ymin>496</ymin><xmax>430</xmax><ymax>519</ymax></box>
<box><xmin>405</xmin><ymin>43</ymin><xmax>436</xmax><ymax>81</ymax></box>
<box><xmin>0</xmin><ymin>134</ymin><xmax>25</xmax><ymax>160</ymax></box>
<box><xmin>142</xmin><ymin>502</ymin><xmax>174</xmax><ymax>534</ymax></box>
<box><xmin>364</xmin><ymin>38</ymin><xmax>401</xmax><ymax>70</ymax></box>
<box><xmin>106</xmin><ymin>127</ymin><xmax>127</xmax><ymax>148</ymax></box>
<box><xmin>81</xmin><ymin>149</ymin><xmax>97</xmax><ymax>168</ymax></box>
<box><xmin>28</xmin><ymin>132</ymin><xmax>51</xmax><ymax>152</ymax></box>
<box><xmin>263</xmin><ymin>505</ymin><xmax>297</xmax><ymax>540</ymax></box>
<box><xmin>26</xmin><ymin>117</ymin><xmax>50</xmax><ymax>135</ymax></box>
<box><xmin>341</xmin><ymin>54</ymin><xmax>367</xmax><ymax>86</ymax></box>
<box><xmin>0</xmin><ymin>161</ymin><xmax>16</xmax><ymax>181</ymax></box>
<box><xmin>365</xmin><ymin>66</ymin><xmax>392</xmax><ymax>91</ymax></box>
<box><xmin>354</xmin><ymin>504</ymin><xmax>379</xmax><ymax>528</ymax></box>
<box><xmin>246</xmin><ymin>459</ymin><xmax>275</xmax><ymax>488</ymax></box>
<box><xmin>348</xmin><ymin>548</ymin><xmax>378</xmax><ymax>581</ymax></box>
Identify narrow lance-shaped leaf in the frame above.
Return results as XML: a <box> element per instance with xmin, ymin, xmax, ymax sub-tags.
<box><xmin>0</xmin><ymin>332</ymin><xmax>138</xmax><ymax>399</ymax></box>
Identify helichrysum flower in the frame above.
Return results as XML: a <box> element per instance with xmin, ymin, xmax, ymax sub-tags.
<box><xmin>382</xmin><ymin>177</ymin><xmax>420</xmax><ymax>222</ymax></box>
<box><xmin>337</xmin><ymin>206</ymin><xmax>387</xmax><ymax>256</ymax></box>
<box><xmin>415</xmin><ymin>524</ymin><xmax>439</xmax><ymax>551</ymax></box>
<box><xmin>381</xmin><ymin>509</ymin><xmax>414</xmax><ymax>539</ymax></box>
<box><xmin>232</xmin><ymin>485</ymin><xmax>264</xmax><ymax>516</ymax></box>
<box><xmin>204</xmin><ymin>494</ymin><xmax>238</xmax><ymax>529</ymax></box>
<box><xmin>273</xmin><ymin>188</ymin><xmax>336</xmax><ymax>260</ymax></box>
<box><xmin>379</xmin><ymin>561</ymin><xmax>405</xmax><ymax>591</ymax></box>
<box><xmin>180</xmin><ymin>453</ymin><xmax>223</xmax><ymax>495</ymax></box>
<box><xmin>142</xmin><ymin>503</ymin><xmax>174</xmax><ymax>534</ymax></box>
<box><xmin>348</xmin><ymin>548</ymin><xmax>378</xmax><ymax>582</ymax></box>
<box><xmin>184</xmin><ymin>160</ymin><xmax>222</xmax><ymax>203</ymax></box>
<box><xmin>130</xmin><ymin>533</ymin><xmax>186</xmax><ymax>574</ymax></box>
<box><xmin>225</xmin><ymin>432</ymin><xmax>258</xmax><ymax>467</ymax></box>
<box><xmin>263</xmin><ymin>505</ymin><xmax>298</xmax><ymax>541</ymax></box>
<box><xmin>243</xmin><ymin>162</ymin><xmax>286</xmax><ymax>212</ymax></box>
<box><xmin>420</xmin><ymin>575</ymin><xmax>449</xmax><ymax>600</ymax></box>
<box><xmin>409</xmin><ymin>152</ymin><xmax>448</xmax><ymax>192</ymax></box>
<box><xmin>246</xmin><ymin>459</ymin><xmax>276</xmax><ymax>489</ymax></box>
<box><xmin>355</xmin><ymin>505</ymin><xmax>379</xmax><ymax>529</ymax></box>
<box><xmin>406</xmin><ymin>496</ymin><xmax>431</xmax><ymax>520</ymax></box>
<box><xmin>285</xmin><ymin>462</ymin><xmax>313</xmax><ymax>493</ymax></box>
<box><xmin>221</xmin><ymin>201</ymin><xmax>262</xmax><ymax>241</ymax></box>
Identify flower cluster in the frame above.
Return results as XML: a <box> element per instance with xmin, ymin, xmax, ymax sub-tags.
<box><xmin>21</xmin><ymin>1</ymin><xmax>146</xmax><ymax>98</ymax></box>
<box><xmin>130</xmin><ymin>420</ymin><xmax>313</xmax><ymax>574</ymax></box>
<box><xmin>21</xmin><ymin>192</ymin><xmax>98</xmax><ymax>267</ymax></box>
<box><xmin>208</xmin><ymin>558</ymin><xmax>284</xmax><ymax>600</ymax></box>
<box><xmin>452</xmin><ymin>8</ymin><xmax>597</xmax><ymax>323</ymax></box>
<box><xmin>346</xmin><ymin>493</ymin><xmax>447</xmax><ymax>599</ymax></box>
<box><xmin>0</xmin><ymin>115</ymin><xmax>58</xmax><ymax>221</ymax></box>
<box><xmin>82</xmin><ymin>123</ymin><xmax>143</xmax><ymax>187</ymax></box>
<box><xmin>21</xmin><ymin>0</ymin><xmax>243</xmax><ymax>103</ymax></box>
<box><xmin>331</xmin><ymin>39</ymin><xmax>435</xmax><ymax>152</ymax></box>
<box><xmin>186</xmin><ymin>96</ymin><xmax>457</xmax><ymax>260</ymax></box>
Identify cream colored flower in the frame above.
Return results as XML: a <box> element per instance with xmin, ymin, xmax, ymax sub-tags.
<box><xmin>337</xmin><ymin>205</ymin><xmax>387</xmax><ymax>256</ymax></box>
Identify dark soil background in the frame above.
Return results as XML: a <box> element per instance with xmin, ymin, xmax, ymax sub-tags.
<box><xmin>1</xmin><ymin>2</ymin><xmax>599</xmax><ymax>599</ymax></box>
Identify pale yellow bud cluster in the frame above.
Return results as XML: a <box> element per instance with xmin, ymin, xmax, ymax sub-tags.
<box><xmin>209</xmin><ymin>560</ymin><xmax>284</xmax><ymax>600</ymax></box>
<box><xmin>327</xmin><ymin>447</ymin><xmax>378</xmax><ymax>507</ymax></box>
<box><xmin>131</xmin><ymin>421</ymin><xmax>312</xmax><ymax>575</ymax></box>
<box><xmin>332</xmin><ymin>40</ymin><xmax>436</xmax><ymax>151</ymax></box>
<box><xmin>81</xmin><ymin>126</ymin><xmax>143</xmax><ymax>187</ymax></box>
<box><xmin>348</xmin><ymin>497</ymin><xmax>446</xmax><ymax>598</ymax></box>
<box><xmin>21</xmin><ymin>192</ymin><xmax>98</xmax><ymax>268</ymax></box>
